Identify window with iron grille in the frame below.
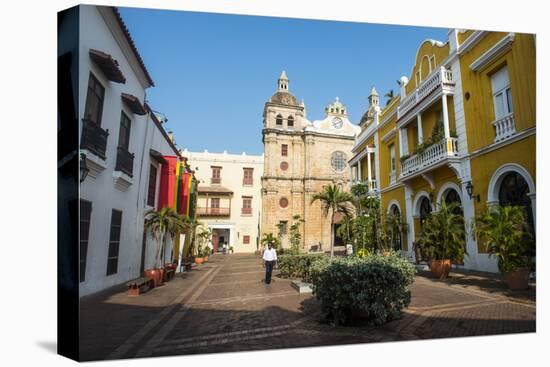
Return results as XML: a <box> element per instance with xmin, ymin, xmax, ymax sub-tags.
<box><xmin>106</xmin><ymin>209</ymin><xmax>122</xmax><ymax>276</ymax></box>
<box><xmin>83</xmin><ymin>73</ymin><xmax>105</xmax><ymax>125</ymax></box>
<box><xmin>80</xmin><ymin>200</ymin><xmax>92</xmax><ymax>282</ymax></box>
<box><xmin>281</xmin><ymin>144</ymin><xmax>288</xmax><ymax>156</ymax></box>
<box><xmin>243</xmin><ymin>168</ymin><xmax>253</xmax><ymax>185</ymax></box>
<box><xmin>147</xmin><ymin>164</ymin><xmax>157</xmax><ymax>207</ymax></box>
<box><xmin>330</xmin><ymin>151</ymin><xmax>347</xmax><ymax>172</ymax></box>
<box><xmin>243</xmin><ymin>235</ymin><xmax>250</xmax><ymax>244</ymax></box>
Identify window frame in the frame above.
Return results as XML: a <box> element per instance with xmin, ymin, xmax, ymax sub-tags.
<box><xmin>491</xmin><ymin>66</ymin><xmax>513</xmax><ymax>120</ymax></box>
<box><xmin>83</xmin><ymin>72</ymin><xmax>105</xmax><ymax>126</ymax></box>
<box><xmin>242</xmin><ymin>196</ymin><xmax>252</xmax><ymax>215</ymax></box>
<box><xmin>147</xmin><ymin>164</ymin><xmax>158</xmax><ymax>207</ymax></box>
<box><xmin>281</xmin><ymin>144</ymin><xmax>288</xmax><ymax>157</ymax></box>
<box><xmin>106</xmin><ymin>209</ymin><xmax>122</xmax><ymax>276</ymax></box>
<box><xmin>211</xmin><ymin>166</ymin><xmax>221</xmax><ymax>184</ymax></box>
<box><xmin>80</xmin><ymin>199</ymin><xmax>93</xmax><ymax>283</ymax></box>
<box><xmin>243</xmin><ymin>167</ymin><xmax>254</xmax><ymax>186</ymax></box>
<box><xmin>118</xmin><ymin>111</ymin><xmax>132</xmax><ymax>150</ymax></box>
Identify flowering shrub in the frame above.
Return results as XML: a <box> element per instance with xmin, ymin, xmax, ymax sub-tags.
<box><xmin>277</xmin><ymin>254</ymin><xmax>326</xmax><ymax>283</ymax></box>
<box><xmin>310</xmin><ymin>253</ymin><xmax>416</xmax><ymax>326</ymax></box>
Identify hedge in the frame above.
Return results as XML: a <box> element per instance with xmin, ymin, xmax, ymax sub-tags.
<box><xmin>310</xmin><ymin>253</ymin><xmax>416</xmax><ymax>326</ymax></box>
<box><xmin>277</xmin><ymin>253</ymin><xmax>327</xmax><ymax>283</ymax></box>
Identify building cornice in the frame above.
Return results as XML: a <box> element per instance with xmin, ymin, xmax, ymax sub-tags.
<box><xmin>457</xmin><ymin>30</ymin><xmax>489</xmax><ymax>55</ymax></box>
<box><xmin>470</xmin><ymin>33</ymin><xmax>515</xmax><ymax>72</ymax></box>
<box><xmin>466</xmin><ymin>126</ymin><xmax>535</xmax><ymax>160</ymax></box>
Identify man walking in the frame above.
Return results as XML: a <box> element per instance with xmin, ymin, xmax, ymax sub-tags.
<box><xmin>262</xmin><ymin>241</ymin><xmax>277</xmax><ymax>284</ymax></box>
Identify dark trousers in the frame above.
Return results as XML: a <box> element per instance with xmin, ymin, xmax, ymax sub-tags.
<box><xmin>265</xmin><ymin>261</ymin><xmax>274</xmax><ymax>284</ymax></box>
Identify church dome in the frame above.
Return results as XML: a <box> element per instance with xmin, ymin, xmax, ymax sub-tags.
<box><xmin>270</xmin><ymin>91</ymin><xmax>299</xmax><ymax>106</ymax></box>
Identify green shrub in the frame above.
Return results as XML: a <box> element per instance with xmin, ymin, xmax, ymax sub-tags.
<box><xmin>277</xmin><ymin>254</ymin><xmax>326</xmax><ymax>283</ymax></box>
<box><xmin>310</xmin><ymin>253</ymin><xmax>416</xmax><ymax>326</ymax></box>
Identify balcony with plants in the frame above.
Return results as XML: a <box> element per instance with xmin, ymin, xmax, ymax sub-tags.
<box><xmin>399</xmin><ymin>119</ymin><xmax>460</xmax><ymax>180</ymax></box>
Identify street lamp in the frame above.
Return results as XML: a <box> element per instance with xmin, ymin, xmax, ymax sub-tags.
<box><xmin>80</xmin><ymin>153</ymin><xmax>89</xmax><ymax>183</ymax></box>
<box><xmin>466</xmin><ymin>181</ymin><xmax>480</xmax><ymax>202</ymax></box>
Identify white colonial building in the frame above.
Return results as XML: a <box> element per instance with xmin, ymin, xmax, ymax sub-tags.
<box><xmin>59</xmin><ymin>5</ymin><xmax>188</xmax><ymax>297</ymax></box>
<box><xmin>182</xmin><ymin>149</ymin><xmax>264</xmax><ymax>253</ymax></box>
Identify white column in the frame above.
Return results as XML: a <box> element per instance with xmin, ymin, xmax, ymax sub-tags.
<box><xmin>461</xmin><ymin>180</ymin><xmax>478</xmax><ymax>270</ymax></box>
<box><xmin>367</xmin><ymin>152</ymin><xmax>372</xmax><ymax>183</ymax></box>
<box><xmin>404</xmin><ymin>184</ymin><xmax>415</xmax><ymax>262</ymax></box>
<box><xmin>358</xmin><ymin>159</ymin><xmax>362</xmax><ymax>182</ymax></box>
<box><xmin>229</xmin><ymin>226</ymin><xmax>235</xmax><ymax>249</ymax></box>
<box><xmin>416</xmin><ymin>114</ymin><xmax>423</xmax><ymax>144</ymax></box>
<box><xmin>441</xmin><ymin>94</ymin><xmax>451</xmax><ymax>139</ymax></box>
<box><xmin>349</xmin><ymin>165</ymin><xmax>353</xmax><ymax>184</ymax></box>
<box><xmin>399</xmin><ymin>127</ymin><xmax>409</xmax><ymax>156</ymax></box>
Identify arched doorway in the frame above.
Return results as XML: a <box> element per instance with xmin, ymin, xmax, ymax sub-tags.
<box><xmin>444</xmin><ymin>188</ymin><xmax>463</xmax><ymax>215</ymax></box>
<box><xmin>419</xmin><ymin>196</ymin><xmax>432</xmax><ymax>228</ymax></box>
<box><xmin>389</xmin><ymin>204</ymin><xmax>402</xmax><ymax>251</ymax></box>
<box><xmin>498</xmin><ymin>172</ymin><xmax>535</xmax><ymax>255</ymax></box>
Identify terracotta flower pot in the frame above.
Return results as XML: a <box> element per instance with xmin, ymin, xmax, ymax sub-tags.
<box><xmin>144</xmin><ymin>269</ymin><xmax>162</xmax><ymax>287</ymax></box>
<box><xmin>195</xmin><ymin>257</ymin><xmax>204</xmax><ymax>265</ymax></box>
<box><xmin>429</xmin><ymin>259</ymin><xmax>452</xmax><ymax>279</ymax></box>
<box><xmin>204</xmin><ymin>255</ymin><xmax>209</xmax><ymax>262</ymax></box>
<box><xmin>158</xmin><ymin>268</ymin><xmax>165</xmax><ymax>285</ymax></box>
<box><xmin>504</xmin><ymin>268</ymin><xmax>530</xmax><ymax>290</ymax></box>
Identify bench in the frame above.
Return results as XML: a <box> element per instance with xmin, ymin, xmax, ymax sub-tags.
<box><xmin>164</xmin><ymin>268</ymin><xmax>175</xmax><ymax>281</ymax></box>
<box><xmin>126</xmin><ymin>277</ymin><xmax>153</xmax><ymax>296</ymax></box>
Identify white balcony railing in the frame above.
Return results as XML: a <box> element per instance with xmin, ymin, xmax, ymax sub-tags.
<box><xmin>492</xmin><ymin>113</ymin><xmax>516</xmax><ymax>142</ymax></box>
<box><xmin>397</xmin><ymin>67</ymin><xmax>455</xmax><ymax>120</ymax></box>
<box><xmin>400</xmin><ymin>137</ymin><xmax>459</xmax><ymax>178</ymax></box>
<box><xmin>367</xmin><ymin>179</ymin><xmax>378</xmax><ymax>192</ymax></box>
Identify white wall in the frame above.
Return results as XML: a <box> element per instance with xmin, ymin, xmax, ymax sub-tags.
<box><xmin>78</xmin><ymin>5</ymin><xmax>177</xmax><ymax>297</ymax></box>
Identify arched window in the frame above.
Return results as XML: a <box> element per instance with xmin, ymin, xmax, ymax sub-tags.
<box><xmin>419</xmin><ymin>197</ymin><xmax>432</xmax><ymax>228</ymax></box>
<box><xmin>276</xmin><ymin>114</ymin><xmax>283</xmax><ymax>126</ymax></box>
<box><xmin>390</xmin><ymin>204</ymin><xmax>402</xmax><ymax>251</ymax></box>
<box><xmin>444</xmin><ymin>189</ymin><xmax>463</xmax><ymax>215</ymax></box>
<box><xmin>287</xmin><ymin>115</ymin><xmax>294</xmax><ymax>127</ymax></box>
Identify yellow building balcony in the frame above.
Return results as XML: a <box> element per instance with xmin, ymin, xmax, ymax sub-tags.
<box><xmin>400</xmin><ymin>137</ymin><xmax>459</xmax><ymax>179</ymax></box>
<box><xmin>397</xmin><ymin>67</ymin><xmax>455</xmax><ymax>122</ymax></box>
<box><xmin>492</xmin><ymin>113</ymin><xmax>516</xmax><ymax>142</ymax></box>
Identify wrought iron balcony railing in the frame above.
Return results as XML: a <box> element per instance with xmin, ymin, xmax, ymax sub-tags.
<box><xmin>80</xmin><ymin>118</ymin><xmax>109</xmax><ymax>159</ymax></box>
<box><xmin>115</xmin><ymin>146</ymin><xmax>135</xmax><ymax>177</ymax></box>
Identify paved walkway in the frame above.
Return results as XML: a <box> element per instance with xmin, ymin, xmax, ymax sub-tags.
<box><xmin>79</xmin><ymin>253</ymin><xmax>535</xmax><ymax>361</ymax></box>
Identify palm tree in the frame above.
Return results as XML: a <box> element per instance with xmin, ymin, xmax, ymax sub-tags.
<box><xmin>310</xmin><ymin>184</ymin><xmax>354</xmax><ymax>257</ymax></box>
<box><xmin>144</xmin><ymin>207</ymin><xmax>188</xmax><ymax>268</ymax></box>
<box><xmin>415</xmin><ymin>201</ymin><xmax>466</xmax><ymax>263</ymax></box>
<box><xmin>474</xmin><ymin>205</ymin><xmax>532</xmax><ymax>273</ymax></box>
<box><xmin>260</xmin><ymin>233</ymin><xmax>281</xmax><ymax>250</ymax></box>
<box><xmin>384</xmin><ymin>89</ymin><xmax>395</xmax><ymax>105</ymax></box>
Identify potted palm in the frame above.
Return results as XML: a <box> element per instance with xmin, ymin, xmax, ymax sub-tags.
<box><xmin>414</xmin><ymin>202</ymin><xmax>466</xmax><ymax>279</ymax></box>
<box><xmin>474</xmin><ymin>205</ymin><xmax>533</xmax><ymax>290</ymax></box>
<box><xmin>144</xmin><ymin>207</ymin><xmax>187</xmax><ymax>286</ymax></box>
<box><xmin>311</xmin><ymin>184</ymin><xmax>354</xmax><ymax>257</ymax></box>
<box><xmin>194</xmin><ymin>241</ymin><xmax>205</xmax><ymax>264</ymax></box>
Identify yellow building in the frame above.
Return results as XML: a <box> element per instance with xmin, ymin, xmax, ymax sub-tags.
<box><xmin>349</xmin><ymin>29</ymin><xmax>536</xmax><ymax>272</ymax></box>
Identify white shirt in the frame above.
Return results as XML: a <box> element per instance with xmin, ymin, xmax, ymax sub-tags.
<box><xmin>263</xmin><ymin>248</ymin><xmax>277</xmax><ymax>262</ymax></box>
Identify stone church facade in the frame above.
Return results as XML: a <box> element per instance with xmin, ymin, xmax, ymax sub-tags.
<box><xmin>261</xmin><ymin>71</ymin><xmax>360</xmax><ymax>250</ymax></box>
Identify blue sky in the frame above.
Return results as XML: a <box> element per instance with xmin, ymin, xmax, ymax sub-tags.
<box><xmin>119</xmin><ymin>7</ymin><xmax>448</xmax><ymax>155</ymax></box>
